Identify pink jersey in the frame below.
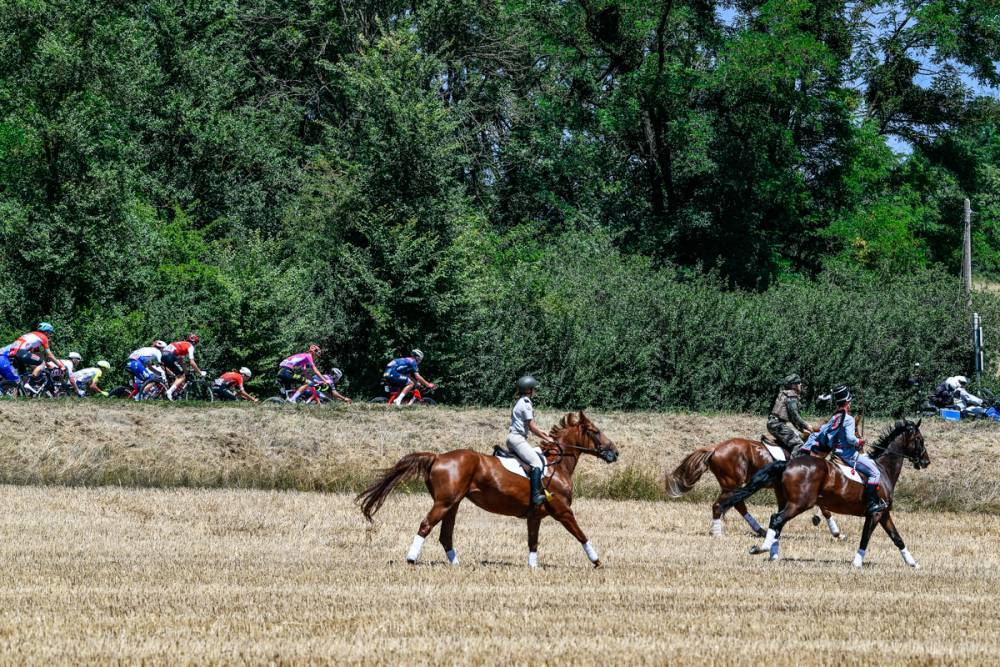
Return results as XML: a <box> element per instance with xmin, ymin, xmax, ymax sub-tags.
<box><xmin>10</xmin><ymin>332</ymin><xmax>49</xmax><ymax>354</ymax></box>
<box><xmin>280</xmin><ymin>353</ymin><xmax>314</xmax><ymax>370</ymax></box>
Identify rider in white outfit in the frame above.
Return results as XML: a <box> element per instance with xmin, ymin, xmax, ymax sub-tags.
<box><xmin>506</xmin><ymin>375</ymin><xmax>555</xmax><ymax>506</ymax></box>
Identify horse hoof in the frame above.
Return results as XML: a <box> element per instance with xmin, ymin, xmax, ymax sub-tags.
<box><xmin>811</xmin><ymin>515</ymin><xmax>821</xmax><ymax>527</ymax></box>
<box><xmin>406</xmin><ymin>558</ymin><xmax>417</xmax><ymax>565</ymax></box>
<box><xmin>749</xmin><ymin>545</ymin><xmax>765</xmax><ymax>555</ymax></box>
<box><xmin>593</xmin><ymin>560</ymin><xmax>603</xmax><ymax>569</ymax></box>
<box><xmin>768</xmin><ymin>553</ymin><xmax>779</xmax><ymax>562</ymax></box>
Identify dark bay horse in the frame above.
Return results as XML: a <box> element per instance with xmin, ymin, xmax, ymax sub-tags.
<box><xmin>666</xmin><ymin>438</ymin><xmax>841</xmax><ymax>538</ymax></box>
<box><xmin>356</xmin><ymin>412</ymin><xmax>619</xmax><ymax>568</ymax></box>
<box><xmin>722</xmin><ymin>420</ymin><xmax>929</xmax><ymax>567</ymax></box>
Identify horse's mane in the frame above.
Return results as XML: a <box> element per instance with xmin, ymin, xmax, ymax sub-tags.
<box><xmin>549</xmin><ymin>412</ymin><xmax>580</xmax><ymax>439</ymax></box>
<box><xmin>870</xmin><ymin>420</ymin><xmax>914</xmax><ymax>459</ymax></box>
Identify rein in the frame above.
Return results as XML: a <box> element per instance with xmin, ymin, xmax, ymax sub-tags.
<box><xmin>870</xmin><ymin>427</ymin><xmax>926</xmax><ymax>466</ymax></box>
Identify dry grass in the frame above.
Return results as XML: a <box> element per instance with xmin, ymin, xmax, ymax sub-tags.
<box><xmin>0</xmin><ymin>485</ymin><xmax>997</xmax><ymax>665</ymax></box>
<box><xmin>0</xmin><ymin>401</ymin><xmax>997</xmax><ymax>511</ymax></box>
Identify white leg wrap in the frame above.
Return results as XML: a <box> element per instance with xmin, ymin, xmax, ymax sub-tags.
<box><xmin>852</xmin><ymin>548</ymin><xmax>865</xmax><ymax>569</ymax></box>
<box><xmin>760</xmin><ymin>529</ymin><xmax>777</xmax><ymax>550</ymax></box>
<box><xmin>528</xmin><ymin>551</ymin><xmax>538</xmax><ymax>569</ymax></box>
<box><xmin>743</xmin><ymin>513</ymin><xmax>762</xmax><ymax>533</ymax></box>
<box><xmin>582</xmin><ymin>541</ymin><xmax>599</xmax><ymax>563</ymax></box>
<box><xmin>446</xmin><ymin>548</ymin><xmax>459</xmax><ymax>565</ymax></box>
<box><xmin>900</xmin><ymin>547</ymin><xmax>918</xmax><ymax>568</ymax></box>
<box><xmin>827</xmin><ymin>517</ymin><xmax>841</xmax><ymax>536</ymax></box>
<box><xmin>710</xmin><ymin>519</ymin><xmax>723</xmax><ymax>536</ymax></box>
<box><xmin>406</xmin><ymin>535</ymin><xmax>425</xmax><ymax>563</ymax></box>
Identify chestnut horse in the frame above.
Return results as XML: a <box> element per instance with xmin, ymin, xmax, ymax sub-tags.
<box><xmin>356</xmin><ymin>412</ymin><xmax>619</xmax><ymax>568</ymax></box>
<box><xmin>666</xmin><ymin>438</ymin><xmax>841</xmax><ymax>538</ymax></box>
<box><xmin>722</xmin><ymin>419</ymin><xmax>929</xmax><ymax>568</ymax></box>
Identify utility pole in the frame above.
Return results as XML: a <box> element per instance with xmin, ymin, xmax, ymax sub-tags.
<box><xmin>963</xmin><ymin>197</ymin><xmax>973</xmax><ymax>302</ymax></box>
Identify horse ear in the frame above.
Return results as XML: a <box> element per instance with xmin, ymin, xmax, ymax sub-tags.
<box><xmin>578</xmin><ymin>410</ymin><xmax>589</xmax><ymax>425</ymax></box>
<box><xmin>915</xmin><ymin>418</ymin><xmax>922</xmax><ymax>429</ymax></box>
<box><xmin>565</xmin><ymin>412</ymin><xmax>577</xmax><ymax>426</ymax></box>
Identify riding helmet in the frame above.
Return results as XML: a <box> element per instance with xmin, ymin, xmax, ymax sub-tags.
<box><xmin>783</xmin><ymin>373</ymin><xmax>802</xmax><ymax>387</ymax></box>
<box><xmin>517</xmin><ymin>375</ymin><xmax>539</xmax><ymax>394</ymax></box>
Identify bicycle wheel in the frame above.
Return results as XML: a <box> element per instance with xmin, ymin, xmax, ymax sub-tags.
<box><xmin>108</xmin><ymin>386</ymin><xmax>131</xmax><ymax>399</ymax></box>
<box><xmin>263</xmin><ymin>396</ymin><xmax>288</xmax><ymax>405</ymax></box>
<box><xmin>184</xmin><ymin>380</ymin><xmax>214</xmax><ymax>403</ymax></box>
<box><xmin>419</xmin><ymin>397</ymin><xmax>438</xmax><ymax>406</ymax></box>
<box><xmin>0</xmin><ymin>381</ymin><xmax>20</xmax><ymax>399</ymax></box>
<box><xmin>140</xmin><ymin>380</ymin><xmax>167</xmax><ymax>401</ymax></box>
<box><xmin>369</xmin><ymin>396</ymin><xmax>389</xmax><ymax>404</ymax></box>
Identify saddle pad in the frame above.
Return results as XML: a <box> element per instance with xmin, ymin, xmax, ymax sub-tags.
<box><xmin>763</xmin><ymin>442</ymin><xmax>786</xmax><ymax>462</ymax></box>
<box><xmin>834</xmin><ymin>461</ymin><xmax>864</xmax><ymax>484</ymax></box>
<box><xmin>494</xmin><ymin>447</ymin><xmax>548</xmax><ymax>478</ymax></box>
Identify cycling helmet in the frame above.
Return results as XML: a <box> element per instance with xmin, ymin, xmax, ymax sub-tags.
<box><xmin>517</xmin><ymin>375</ymin><xmax>539</xmax><ymax>394</ymax></box>
<box><xmin>329</xmin><ymin>368</ymin><xmax>343</xmax><ymax>384</ymax></box>
<box><xmin>38</xmin><ymin>322</ymin><xmax>54</xmax><ymax>333</ymax></box>
<box><xmin>68</xmin><ymin>352</ymin><xmax>82</xmax><ymax>361</ymax></box>
<box><xmin>187</xmin><ymin>333</ymin><xmax>200</xmax><ymax>344</ymax></box>
<box><xmin>239</xmin><ymin>367</ymin><xmax>252</xmax><ymax>378</ymax></box>
<box><xmin>153</xmin><ymin>340</ymin><xmax>167</xmax><ymax>350</ymax></box>
<box><xmin>97</xmin><ymin>360</ymin><xmax>111</xmax><ymax>371</ymax></box>
<box><xmin>411</xmin><ymin>348</ymin><xmax>424</xmax><ymax>362</ymax></box>
<box><xmin>955</xmin><ymin>375</ymin><xmax>970</xmax><ymax>386</ymax></box>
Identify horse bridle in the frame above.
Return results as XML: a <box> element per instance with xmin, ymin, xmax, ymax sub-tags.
<box><xmin>552</xmin><ymin>429</ymin><xmax>612</xmax><ymax>457</ymax></box>
<box><xmin>873</xmin><ymin>426</ymin><xmax>927</xmax><ymax>467</ymax></box>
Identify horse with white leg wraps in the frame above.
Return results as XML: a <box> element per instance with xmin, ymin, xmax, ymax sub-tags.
<box><xmin>356</xmin><ymin>412</ymin><xmax>619</xmax><ymax>568</ymax></box>
<box><xmin>721</xmin><ymin>419</ymin><xmax>929</xmax><ymax>568</ymax></box>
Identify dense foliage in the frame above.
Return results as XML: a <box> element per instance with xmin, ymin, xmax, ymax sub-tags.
<box><xmin>1</xmin><ymin>0</ymin><xmax>998</xmax><ymax>410</ymax></box>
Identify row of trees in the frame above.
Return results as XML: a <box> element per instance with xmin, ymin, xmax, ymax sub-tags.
<box><xmin>1</xmin><ymin>1</ymin><xmax>998</xmax><ymax>408</ymax></box>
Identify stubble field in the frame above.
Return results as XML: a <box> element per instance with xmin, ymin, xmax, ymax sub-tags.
<box><xmin>0</xmin><ymin>485</ymin><xmax>997</xmax><ymax>665</ymax></box>
<box><xmin>1</xmin><ymin>402</ymin><xmax>999</xmax><ymax>664</ymax></box>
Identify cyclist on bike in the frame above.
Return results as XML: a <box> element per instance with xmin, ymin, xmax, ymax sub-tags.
<box><xmin>383</xmin><ymin>348</ymin><xmax>435</xmax><ymax>406</ymax></box>
<box><xmin>71</xmin><ymin>360</ymin><xmax>112</xmax><ymax>397</ymax></box>
<box><xmin>164</xmin><ymin>333</ymin><xmax>207</xmax><ymax>401</ymax></box>
<box><xmin>0</xmin><ymin>343</ymin><xmax>16</xmax><ymax>384</ymax></box>
<box><xmin>278</xmin><ymin>344</ymin><xmax>326</xmax><ymax>403</ymax></box>
<box><xmin>314</xmin><ymin>368</ymin><xmax>352</xmax><ymax>404</ymax></box>
<box><xmin>213</xmin><ymin>367</ymin><xmax>258</xmax><ymax>402</ymax></box>
<box><xmin>126</xmin><ymin>342</ymin><xmax>167</xmax><ymax>398</ymax></box>
<box><xmin>7</xmin><ymin>323</ymin><xmax>64</xmax><ymax>390</ymax></box>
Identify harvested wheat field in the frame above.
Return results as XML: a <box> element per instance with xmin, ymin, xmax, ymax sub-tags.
<box><xmin>0</xmin><ymin>485</ymin><xmax>996</xmax><ymax>665</ymax></box>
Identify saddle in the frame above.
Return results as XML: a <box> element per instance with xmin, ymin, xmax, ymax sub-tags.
<box><xmin>492</xmin><ymin>446</ymin><xmax>549</xmax><ymax>479</ymax></box>
<box><xmin>830</xmin><ymin>454</ymin><xmax>865</xmax><ymax>484</ymax></box>
<box><xmin>759</xmin><ymin>435</ymin><xmax>787</xmax><ymax>462</ymax></box>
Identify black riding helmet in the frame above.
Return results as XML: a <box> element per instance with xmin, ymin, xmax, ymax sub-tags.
<box><xmin>517</xmin><ymin>375</ymin><xmax>539</xmax><ymax>394</ymax></box>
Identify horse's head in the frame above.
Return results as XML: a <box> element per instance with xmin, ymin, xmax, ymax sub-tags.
<box><xmin>874</xmin><ymin>419</ymin><xmax>930</xmax><ymax>470</ymax></box>
<box><xmin>553</xmin><ymin>411</ymin><xmax>619</xmax><ymax>463</ymax></box>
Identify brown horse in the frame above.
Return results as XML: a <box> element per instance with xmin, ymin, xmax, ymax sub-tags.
<box><xmin>722</xmin><ymin>419</ymin><xmax>929</xmax><ymax>568</ymax></box>
<box><xmin>356</xmin><ymin>411</ymin><xmax>619</xmax><ymax>568</ymax></box>
<box><xmin>666</xmin><ymin>438</ymin><xmax>841</xmax><ymax>538</ymax></box>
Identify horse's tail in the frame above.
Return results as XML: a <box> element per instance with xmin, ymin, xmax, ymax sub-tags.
<box><xmin>666</xmin><ymin>447</ymin><xmax>715</xmax><ymax>497</ymax></box>
<box><xmin>356</xmin><ymin>452</ymin><xmax>437</xmax><ymax>523</ymax></box>
<box><xmin>719</xmin><ymin>461</ymin><xmax>787</xmax><ymax>511</ymax></box>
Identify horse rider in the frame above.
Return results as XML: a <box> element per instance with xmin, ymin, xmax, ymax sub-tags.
<box><xmin>803</xmin><ymin>384</ymin><xmax>887</xmax><ymax>515</ymax></box>
<box><xmin>507</xmin><ymin>375</ymin><xmax>555</xmax><ymax>506</ymax></box>
<box><xmin>767</xmin><ymin>374</ymin><xmax>814</xmax><ymax>456</ymax></box>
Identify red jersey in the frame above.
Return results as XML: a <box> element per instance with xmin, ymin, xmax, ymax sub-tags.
<box><xmin>217</xmin><ymin>372</ymin><xmax>245</xmax><ymax>391</ymax></box>
<box><xmin>166</xmin><ymin>341</ymin><xmax>194</xmax><ymax>360</ymax></box>
<box><xmin>10</xmin><ymin>332</ymin><xmax>50</xmax><ymax>354</ymax></box>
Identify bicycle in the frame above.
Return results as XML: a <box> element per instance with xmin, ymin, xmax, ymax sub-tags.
<box><xmin>171</xmin><ymin>372</ymin><xmax>215</xmax><ymax>403</ymax></box>
<box><xmin>369</xmin><ymin>384</ymin><xmax>437</xmax><ymax>406</ymax></box>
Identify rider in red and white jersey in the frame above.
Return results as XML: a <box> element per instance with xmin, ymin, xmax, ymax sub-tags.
<box><xmin>164</xmin><ymin>333</ymin><xmax>206</xmax><ymax>400</ymax></box>
<box><xmin>7</xmin><ymin>323</ymin><xmax>63</xmax><ymax>389</ymax></box>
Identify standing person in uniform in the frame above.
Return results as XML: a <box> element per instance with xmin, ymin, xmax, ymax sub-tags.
<box><xmin>506</xmin><ymin>376</ymin><xmax>556</xmax><ymax>506</ymax></box>
<box><xmin>767</xmin><ymin>374</ymin><xmax>815</xmax><ymax>456</ymax></box>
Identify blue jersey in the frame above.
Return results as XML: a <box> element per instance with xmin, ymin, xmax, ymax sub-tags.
<box><xmin>385</xmin><ymin>357</ymin><xmax>418</xmax><ymax>380</ymax></box>
<box><xmin>804</xmin><ymin>410</ymin><xmax>860</xmax><ymax>455</ymax></box>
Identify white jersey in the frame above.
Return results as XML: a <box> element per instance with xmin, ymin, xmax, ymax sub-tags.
<box><xmin>509</xmin><ymin>396</ymin><xmax>534</xmax><ymax>438</ymax></box>
<box><xmin>48</xmin><ymin>359</ymin><xmax>74</xmax><ymax>375</ymax></box>
<box><xmin>72</xmin><ymin>367</ymin><xmax>103</xmax><ymax>385</ymax></box>
<box><xmin>129</xmin><ymin>347</ymin><xmax>162</xmax><ymax>364</ymax></box>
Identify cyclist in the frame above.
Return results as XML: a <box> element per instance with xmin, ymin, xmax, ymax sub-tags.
<box><xmin>278</xmin><ymin>344</ymin><xmax>326</xmax><ymax>403</ymax></box>
<box><xmin>71</xmin><ymin>360</ymin><xmax>112</xmax><ymax>397</ymax></box>
<box><xmin>315</xmin><ymin>368</ymin><xmax>352</xmax><ymax>404</ymax></box>
<box><xmin>8</xmin><ymin>323</ymin><xmax>64</xmax><ymax>390</ymax></box>
<box><xmin>213</xmin><ymin>367</ymin><xmax>258</xmax><ymax>402</ymax></box>
<box><xmin>164</xmin><ymin>333</ymin><xmax>207</xmax><ymax>401</ymax></box>
<box><xmin>126</xmin><ymin>342</ymin><xmax>167</xmax><ymax>398</ymax></box>
<box><xmin>382</xmin><ymin>348</ymin><xmax>436</xmax><ymax>406</ymax></box>
<box><xmin>0</xmin><ymin>343</ymin><xmax>16</xmax><ymax>384</ymax></box>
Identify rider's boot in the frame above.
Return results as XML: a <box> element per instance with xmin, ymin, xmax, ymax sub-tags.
<box><xmin>529</xmin><ymin>467</ymin><xmax>546</xmax><ymax>506</ymax></box>
<box><xmin>863</xmin><ymin>484</ymin><xmax>887</xmax><ymax>515</ymax></box>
